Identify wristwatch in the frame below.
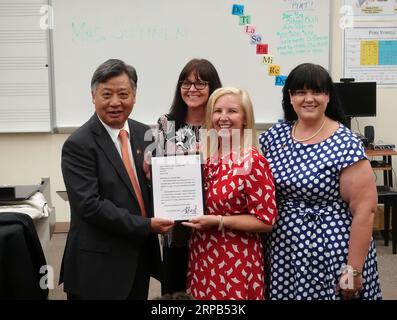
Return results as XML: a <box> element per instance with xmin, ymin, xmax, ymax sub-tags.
<box><xmin>352</xmin><ymin>269</ymin><xmax>362</xmax><ymax>277</ymax></box>
<box><xmin>343</xmin><ymin>264</ymin><xmax>362</xmax><ymax>277</ymax></box>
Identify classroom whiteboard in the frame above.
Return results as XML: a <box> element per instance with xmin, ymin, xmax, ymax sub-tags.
<box><xmin>50</xmin><ymin>0</ymin><xmax>330</xmax><ymax>130</ymax></box>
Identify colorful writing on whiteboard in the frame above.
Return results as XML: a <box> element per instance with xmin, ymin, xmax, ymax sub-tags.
<box><xmin>239</xmin><ymin>15</ymin><xmax>251</xmax><ymax>25</ymax></box>
<box><xmin>275</xmin><ymin>75</ymin><xmax>287</xmax><ymax>86</ymax></box>
<box><xmin>256</xmin><ymin>43</ymin><xmax>268</xmax><ymax>54</ymax></box>
<box><xmin>250</xmin><ymin>34</ymin><xmax>262</xmax><ymax>44</ymax></box>
<box><xmin>245</xmin><ymin>24</ymin><xmax>256</xmax><ymax>34</ymax></box>
<box><xmin>263</xmin><ymin>55</ymin><xmax>274</xmax><ymax>65</ymax></box>
<box><xmin>232</xmin><ymin>4</ymin><xmax>244</xmax><ymax>16</ymax></box>
<box><xmin>268</xmin><ymin>65</ymin><xmax>281</xmax><ymax>76</ymax></box>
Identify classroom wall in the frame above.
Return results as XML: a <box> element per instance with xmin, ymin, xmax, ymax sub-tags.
<box><xmin>1</xmin><ymin>0</ymin><xmax>396</xmax><ymax>222</ymax></box>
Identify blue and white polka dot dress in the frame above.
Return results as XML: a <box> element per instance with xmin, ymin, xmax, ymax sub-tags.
<box><xmin>259</xmin><ymin>122</ymin><xmax>382</xmax><ymax>300</ymax></box>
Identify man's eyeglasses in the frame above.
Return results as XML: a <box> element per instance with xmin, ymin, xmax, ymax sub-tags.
<box><xmin>180</xmin><ymin>80</ymin><xmax>208</xmax><ymax>90</ymax></box>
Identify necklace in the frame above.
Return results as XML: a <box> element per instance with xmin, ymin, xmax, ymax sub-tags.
<box><xmin>291</xmin><ymin>117</ymin><xmax>327</xmax><ymax>142</ymax></box>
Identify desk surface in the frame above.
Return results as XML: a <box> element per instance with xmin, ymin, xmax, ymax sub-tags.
<box><xmin>366</xmin><ymin>149</ymin><xmax>397</xmax><ymax>157</ymax></box>
<box><xmin>56</xmin><ymin>191</ymin><xmax>68</xmax><ymax>201</ymax></box>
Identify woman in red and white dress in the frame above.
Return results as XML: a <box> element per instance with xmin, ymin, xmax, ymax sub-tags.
<box><xmin>183</xmin><ymin>87</ymin><xmax>277</xmax><ymax>300</ymax></box>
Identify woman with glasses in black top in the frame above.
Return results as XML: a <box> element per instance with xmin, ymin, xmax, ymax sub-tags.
<box><xmin>156</xmin><ymin>58</ymin><xmax>222</xmax><ymax>294</ymax></box>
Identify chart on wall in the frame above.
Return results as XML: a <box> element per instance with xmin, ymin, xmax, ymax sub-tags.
<box><xmin>343</xmin><ymin>27</ymin><xmax>397</xmax><ymax>86</ymax></box>
<box><xmin>344</xmin><ymin>0</ymin><xmax>397</xmax><ymax>20</ymax></box>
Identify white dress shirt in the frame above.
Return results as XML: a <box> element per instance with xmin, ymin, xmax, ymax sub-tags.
<box><xmin>97</xmin><ymin>115</ymin><xmax>140</xmax><ymax>186</ymax></box>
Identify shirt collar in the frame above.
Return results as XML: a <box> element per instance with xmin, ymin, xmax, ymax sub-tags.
<box><xmin>97</xmin><ymin>114</ymin><xmax>130</xmax><ymax>143</ymax></box>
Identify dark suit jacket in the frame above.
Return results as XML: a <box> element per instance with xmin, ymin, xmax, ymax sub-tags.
<box><xmin>60</xmin><ymin>114</ymin><xmax>160</xmax><ymax>299</ymax></box>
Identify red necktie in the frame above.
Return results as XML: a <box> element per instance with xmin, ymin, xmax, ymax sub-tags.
<box><xmin>118</xmin><ymin>129</ymin><xmax>146</xmax><ymax>217</ymax></box>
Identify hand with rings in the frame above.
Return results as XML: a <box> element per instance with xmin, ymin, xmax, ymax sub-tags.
<box><xmin>340</xmin><ymin>287</ymin><xmax>362</xmax><ymax>300</ymax></box>
<box><xmin>336</xmin><ymin>267</ymin><xmax>363</xmax><ymax>300</ymax></box>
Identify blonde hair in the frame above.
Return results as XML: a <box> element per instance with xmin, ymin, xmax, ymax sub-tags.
<box><xmin>202</xmin><ymin>87</ymin><xmax>257</xmax><ymax>158</ymax></box>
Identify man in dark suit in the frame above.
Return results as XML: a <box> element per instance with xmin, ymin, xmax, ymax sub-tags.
<box><xmin>60</xmin><ymin>59</ymin><xmax>174</xmax><ymax>300</ymax></box>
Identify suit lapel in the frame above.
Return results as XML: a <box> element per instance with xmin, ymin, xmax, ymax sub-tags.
<box><xmin>90</xmin><ymin>115</ymin><xmax>138</xmax><ymax>202</ymax></box>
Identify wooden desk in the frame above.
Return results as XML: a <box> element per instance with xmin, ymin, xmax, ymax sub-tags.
<box><xmin>366</xmin><ymin>149</ymin><xmax>397</xmax><ymax>253</ymax></box>
<box><xmin>366</xmin><ymin>149</ymin><xmax>397</xmax><ymax>188</ymax></box>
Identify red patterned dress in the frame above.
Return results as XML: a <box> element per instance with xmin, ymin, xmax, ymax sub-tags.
<box><xmin>186</xmin><ymin>147</ymin><xmax>277</xmax><ymax>300</ymax></box>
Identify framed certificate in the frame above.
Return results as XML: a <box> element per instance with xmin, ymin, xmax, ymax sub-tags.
<box><xmin>150</xmin><ymin>153</ymin><xmax>204</xmax><ymax>221</ymax></box>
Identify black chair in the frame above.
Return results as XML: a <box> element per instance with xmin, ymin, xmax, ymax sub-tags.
<box><xmin>377</xmin><ymin>186</ymin><xmax>397</xmax><ymax>254</ymax></box>
<box><xmin>0</xmin><ymin>212</ymin><xmax>48</xmax><ymax>299</ymax></box>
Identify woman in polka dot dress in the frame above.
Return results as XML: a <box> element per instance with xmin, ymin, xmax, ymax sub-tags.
<box><xmin>259</xmin><ymin>63</ymin><xmax>382</xmax><ymax>300</ymax></box>
<box><xmin>183</xmin><ymin>87</ymin><xmax>277</xmax><ymax>300</ymax></box>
